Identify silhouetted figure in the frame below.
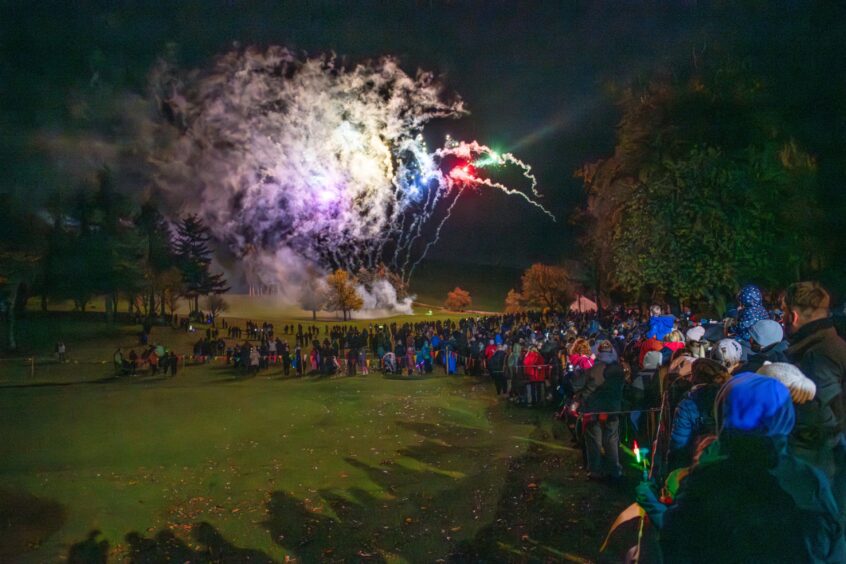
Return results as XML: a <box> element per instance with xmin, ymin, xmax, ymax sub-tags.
<box><xmin>68</xmin><ymin>530</ymin><xmax>108</xmax><ymax>564</ymax></box>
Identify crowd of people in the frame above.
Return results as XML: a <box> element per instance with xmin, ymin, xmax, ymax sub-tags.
<box><xmin>444</xmin><ymin>281</ymin><xmax>846</xmax><ymax>562</ymax></box>
<box><xmin>113</xmin><ymin>344</ymin><xmax>179</xmax><ymax>377</ymax></box>
<box><xmin>105</xmin><ymin>279</ymin><xmax>846</xmax><ymax>560</ymax></box>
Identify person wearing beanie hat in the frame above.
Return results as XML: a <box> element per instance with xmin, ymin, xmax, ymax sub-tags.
<box><xmin>757</xmin><ymin>362</ymin><xmax>816</xmax><ymax>404</ymax></box>
<box><xmin>712</xmin><ymin>338</ymin><xmax>743</xmax><ymax>373</ymax></box>
<box><xmin>630</xmin><ymin>351</ymin><xmax>663</xmax><ymax>437</ymax></box>
<box><xmin>685</xmin><ymin>326</ymin><xmax>706</xmax><ymax>344</ymax></box>
<box><xmin>641</xmin><ymin>373</ymin><xmax>845</xmax><ymax>562</ymax></box>
<box><xmin>581</xmin><ymin>340</ymin><xmax>625</xmax><ymax>481</ymax></box>
<box><xmin>638</xmin><ymin>336</ymin><xmax>664</xmax><ymax>368</ymax></box>
<box><xmin>750</xmin><ymin>319</ymin><xmax>784</xmax><ymax>349</ymax></box>
<box><xmin>737</xmin><ymin>319</ymin><xmax>789</xmax><ymax>373</ymax></box>
<box><xmin>643</xmin><ymin>350</ymin><xmax>663</xmax><ymax>371</ymax></box>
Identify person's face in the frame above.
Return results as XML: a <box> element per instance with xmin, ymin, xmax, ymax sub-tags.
<box><xmin>782</xmin><ymin>299</ymin><xmax>802</xmax><ymax>336</ymax></box>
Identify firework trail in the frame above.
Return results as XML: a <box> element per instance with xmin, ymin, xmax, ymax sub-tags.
<box><xmin>151</xmin><ymin>47</ymin><xmax>554</xmax><ymax>304</ymax></box>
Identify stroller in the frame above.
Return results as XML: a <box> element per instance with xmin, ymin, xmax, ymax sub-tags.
<box><xmin>381</xmin><ymin>352</ymin><xmax>398</xmax><ymax>374</ymax></box>
<box><xmin>554</xmin><ymin>368</ymin><xmax>587</xmax><ymax>459</ymax></box>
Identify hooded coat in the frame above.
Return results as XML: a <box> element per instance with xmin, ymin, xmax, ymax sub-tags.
<box><xmin>736</xmin><ymin>284</ymin><xmax>770</xmax><ymax>342</ymax></box>
<box><xmin>581</xmin><ymin>351</ymin><xmax>625</xmax><ymax>414</ymax></box>
<box><xmin>523</xmin><ymin>350</ymin><xmax>546</xmax><ymax>383</ymax></box>
<box><xmin>659</xmin><ymin>375</ymin><xmax>846</xmax><ymax>563</ymax></box>
<box><xmin>648</xmin><ymin>315</ymin><xmax>676</xmax><ymax>341</ymax></box>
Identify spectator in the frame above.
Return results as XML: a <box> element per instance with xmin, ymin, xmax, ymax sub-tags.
<box><xmin>663</xmin><ymin>330</ymin><xmax>686</xmax><ymax>354</ymax></box>
<box><xmin>168</xmin><ymin>351</ymin><xmax>178</xmax><ymax>377</ymax></box>
<box><xmin>711</xmin><ymin>338</ymin><xmax>743</xmax><ymax>374</ymax></box>
<box><xmin>581</xmin><ymin>340</ymin><xmax>625</xmax><ymax>481</ymax></box>
<box><xmin>128</xmin><ymin>349</ymin><xmax>138</xmax><ymax>376</ymax></box>
<box><xmin>640</xmin><ymin>374</ymin><xmax>845</xmax><ymax>562</ymax></box>
<box><xmin>523</xmin><ymin>346</ymin><xmax>546</xmax><ymax>407</ymax></box>
<box><xmin>737</xmin><ymin>319</ymin><xmax>788</xmax><ymax>373</ymax></box>
<box><xmin>647</xmin><ymin>304</ymin><xmax>676</xmax><ymax>340</ymax></box>
<box><xmin>113</xmin><ymin>348</ymin><xmax>127</xmax><ymax>376</ymax></box>
<box><xmin>684</xmin><ymin>326</ymin><xmax>705</xmax><ymax>345</ymax></box>
<box><xmin>668</xmin><ymin>359</ymin><xmax>728</xmax><ymax>469</ymax></box>
<box><xmin>757</xmin><ymin>362</ymin><xmax>816</xmax><ymax>405</ymax></box>
<box><xmin>735</xmin><ymin>284</ymin><xmax>770</xmax><ymax>343</ymax></box>
<box><xmin>783</xmin><ymin>281</ymin><xmax>846</xmax><ymax>515</ymax></box>
<box><xmin>249</xmin><ymin>346</ymin><xmax>260</xmax><ymax>375</ymax></box>
<box><xmin>148</xmin><ymin>348</ymin><xmax>159</xmax><ymax>376</ymax></box>
<box><xmin>489</xmin><ymin>344</ymin><xmax>508</xmax><ymax>396</ymax></box>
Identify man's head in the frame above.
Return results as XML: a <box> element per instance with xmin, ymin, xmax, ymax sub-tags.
<box><xmin>782</xmin><ymin>281</ymin><xmax>830</xmax><ymax>335</ymax></box>
<box><xmin>650</xmin><ymin>304</ymin><xmax>662</xmax><ymax>317</ymax></box>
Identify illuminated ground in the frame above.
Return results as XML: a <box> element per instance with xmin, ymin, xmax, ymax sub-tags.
<box><xmin>0</xmin><ymin>311</ymin><xmax>634</xmax><ymax>562</ymax></box>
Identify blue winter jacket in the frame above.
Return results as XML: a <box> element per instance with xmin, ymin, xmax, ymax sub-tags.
<box><xmin>670</xmin><ymin>384</ymin><xmax>719</xmax><ymax>453</ymax></box>
<box><xmin>648</xmin><ymin>315</ymin><xmax>676</xmax><ymax>340</ymax></box>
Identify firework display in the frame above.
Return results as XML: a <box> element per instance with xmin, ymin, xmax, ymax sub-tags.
<box><xmin>152</xmin><ymin>47</ymin><xmax>553</xmax><ymax>294</ymax></box>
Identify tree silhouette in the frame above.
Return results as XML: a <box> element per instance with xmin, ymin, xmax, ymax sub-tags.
<box><xmin>173</xmin><ymin>215</ymin><xmax>229</xmax><ymax>313</ymax></box>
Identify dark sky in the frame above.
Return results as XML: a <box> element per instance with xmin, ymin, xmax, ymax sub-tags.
<box><xmin>1</xmin><ymin>0</ymin><xmax>838</xmax><ymax>267</ymax></box>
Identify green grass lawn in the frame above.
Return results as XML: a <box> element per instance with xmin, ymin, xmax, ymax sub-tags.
<box><xmin>0</xmin><ymin>312</ymin><xmax>636</xmax><ymax>563</ymax></box>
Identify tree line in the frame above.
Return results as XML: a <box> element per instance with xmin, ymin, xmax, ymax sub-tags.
<box><xmin>0</xmin><ymin>169</ymin><xmax>228</xmax><ymax>349</ymax></box>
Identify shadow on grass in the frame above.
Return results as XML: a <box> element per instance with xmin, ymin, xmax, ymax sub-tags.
<box><xmin>258</xmin><ymin>419</ymin><xmax>507</xmax><ymax>561</ymax></box>
<box><xmin>67</xmin><ymin>522</ymin><xmax>274</xmax><ymax>563</ymax></box>
<box><xmin>63</xmin><ymin>406</ymin><xmax>631</xmax><ymax>562</ymax></box>
<box><xmin>0</xmin><ymin>373</ymin><xmax>181</xmax><ymax>389</ymax></box>
<box><xmin>0</xmin><ymin>376</ymin><xmax>120</xmax><ymax>389</ymax></box>
<box><xmin>0</xmin><ymin>488</ymin><xmax>66</xmax><ymax>561</ymax></box>
<box><xmin>122</xmin><ymin>521</ymin><xmax>274</xmax><ymax>563</ymax></box>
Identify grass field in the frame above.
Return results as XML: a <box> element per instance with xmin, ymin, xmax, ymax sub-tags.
<box><xmin>0</xmin><ymin>306</ymin><xmax>635</xmax><ymax>563</ymax></box>
<box><xmin>409</xmin><ymin>260</ymin><xmax>522</xmax><ymax>313</ymax></box>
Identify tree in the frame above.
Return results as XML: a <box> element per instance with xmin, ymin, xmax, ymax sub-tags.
<box><xmin>0</xmin><ymin>194</ymin><xmax>43</xmax><ymax>350</ymax></box>
<box><xmin>158</xmin><ymin>267</ymin><xmax>184</xmax><ymax>316</ymax></box>
<box><xmin>520</xmin><ymin>264</ymin><xmax>573</xmax><ymax>311</ymax></box>
<box><xmin>136</xmin><ymin>201</ymin><xmax>178</xmax><ymax>317</ymax></box>
<box><xmin>577</xmin><ymin>56</ymin><xmax>820</xmax><ymax>308</ymax></box>
<box><xmin>325</xmin><ymin>269</ymin><xmax>363</xmax><ymax>321</ymax></box>
<box><xmin>299</xmin><ymin>264</ymin><xmax>326</xmax><ymax>321</ymax></box>
<box><xmin>205</xmin><ymin>294</ymin><xmax>228</xmax><ymax>320</ymax></box>
<box><xmin>504</xmin><ymin>289</ymin><xmax>525</xmax><ymax>314</ymax></box>
<box><xmin>444</xmin><ymin>287</ymin><xmax>472</xmax><ymax>311</ymax></box>
<box><xmin>173</xmin><ymin>214</ymin><xmax>229</xmax><ymax>313</ymax></box>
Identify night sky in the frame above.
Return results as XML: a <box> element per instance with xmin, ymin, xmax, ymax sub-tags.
<box><xmin>2</xmin><ymin>1</ymin><xmax>842</xmax><ymax>267</ymax></box>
